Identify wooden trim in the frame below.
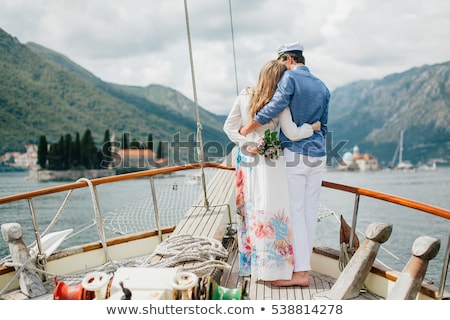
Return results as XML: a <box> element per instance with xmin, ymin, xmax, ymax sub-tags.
<box><xmin>0</xmin><ymin>163</ymin><xmax>235</xmax><ymax>204</ymax></box>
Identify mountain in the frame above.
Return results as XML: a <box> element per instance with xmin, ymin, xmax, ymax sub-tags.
<box><xmin>0</xmin><ymin>28</ymin><xmax>229</xmax><ymax>160</ymax></box>
<box><xmin>327</xmin><ymin>61</ymin><xmax>450</xmax><ymax>166</ymax></box>
<box><xmin>26</xmin><ymin>41</ymin><xmax>228</xmax><ymax>137</ymax></box>
<box><xmin>0</xmin><ymin>27</ymin><xmax>449</xmax><ymax>167</ymax></box>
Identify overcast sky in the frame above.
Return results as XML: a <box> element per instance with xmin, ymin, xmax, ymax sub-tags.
<box><xmin>1</xmin><ymin>0</ymin><xmax>449</xmax><ymax>115</ymax></box>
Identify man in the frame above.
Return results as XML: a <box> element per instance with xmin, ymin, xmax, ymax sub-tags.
<box><xmin>240</xmin><ymin>41</ymin><xmax>330</xmax><ymax>286</ymax></box>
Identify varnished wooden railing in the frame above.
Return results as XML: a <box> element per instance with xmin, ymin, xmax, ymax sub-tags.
<box><xmin>322</xmin><ymin>180</ymin><xmax>450</xmax><ymax>220</ymax></box>
<box><xmin>2</xmin><ymin>164</ymin><xmax>448</xmax><ymax>220</ymax></box>
<box><xmin>0</xmin><ymin>163</ymin><xmax>234</xmax><ymax>205</ymax></box>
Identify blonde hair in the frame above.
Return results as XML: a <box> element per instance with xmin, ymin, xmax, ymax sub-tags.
<box><xmin>248</xmin><ymin>60</ymin><xmax>287</xmax><ymax>118</ymax></box>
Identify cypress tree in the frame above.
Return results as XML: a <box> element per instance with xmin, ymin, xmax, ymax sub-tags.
<box><xmin>156</xmin><ymin>141</ymin><xmax>163</xmax><ymax>159</ymax></box>
<box><xmin>81</xmin><ymin>129</ymin><xmax>97</xmax><ymax>169</ymax></box>
<box><xmin>48</xmin><ymin>141</ymin><xmax>62</xmax><ymax>170</ymax></box>
<box><xmin>73</xmin><ymin>132</ymin><xmax>81</xmax><ymax>167</ymax></box>
<box><xmin>47</xmin><ymin>144</ymin><xmax>56</xmax><ymax>170</ymax></box>
<box><xmin>64</xmin><ymin>133</ymin><xmax>73</xmax><ymax>169</ymax></box>
<box><xmin>122</xmin><ymin>132</ymin><xmax>129</xmax><ymax>150</ymax></box>
<box><xmin>102</xmin><ymin>129</ymin><xmax>111</xmax><ymax>165</ymax></box>
<box><xmin>58</xmin><ymin>135</ymin><xmax>65</xmax><ymax>169</ymax></box>
<box><xmin>37</xmin><ymin>135</ymin><xmax>48</xmax><ymax>169</ymax></box>
<box><xmin>147</xmin><ymin>133</ymin><xmax>153</xmax><ymax>151</ymax></box>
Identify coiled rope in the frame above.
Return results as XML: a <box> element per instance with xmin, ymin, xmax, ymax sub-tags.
<box><xmin>139</xmin><ymin>234</ymin><xmax>231</xmax><ymax>277</ymax></box>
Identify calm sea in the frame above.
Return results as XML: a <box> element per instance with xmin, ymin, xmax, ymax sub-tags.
<box><xmin>1</xmin><ymin>167</ymin><xmax>449</xmax><ymax>291</ymax></box>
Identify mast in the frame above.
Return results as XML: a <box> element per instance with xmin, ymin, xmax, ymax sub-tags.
<box><xmin>390</xmin><ymin>144</ymin><xmax>399</xmax><ymax>168</ymax></box>
<box><xmin>399</xmin><ymin>130</ymin><xmax>404</xmax><ymax>165</ymax></box>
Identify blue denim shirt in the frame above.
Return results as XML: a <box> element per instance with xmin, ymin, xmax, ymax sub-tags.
<box><xmin>254</xmin><ymin>66</ymin><xmax>330</xmax><ymax>157</ymax></box>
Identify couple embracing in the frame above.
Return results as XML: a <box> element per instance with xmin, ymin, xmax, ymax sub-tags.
<box><xmin>223</xmin><ymin>41</ymin><xmax>330</xmax><ymax>287</ymax></box>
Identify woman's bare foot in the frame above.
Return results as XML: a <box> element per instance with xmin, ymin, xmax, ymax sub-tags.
<box><xmin>271</xmin><ymin>271</ymin><xmax>310</xmax><ymax>287</ymax></box>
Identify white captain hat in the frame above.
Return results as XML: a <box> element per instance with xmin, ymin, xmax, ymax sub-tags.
<box><xmin>276</xmin><ymin>41</ymin><xmax>304</xmax><ymax>57</ymax></box>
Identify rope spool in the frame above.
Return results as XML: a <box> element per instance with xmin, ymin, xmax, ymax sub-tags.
<box><xmin>172</xmin><ymin>271</ymin><xmax>198</xmax><ymax>300</ymax></box>
<box><xmin>81</xmin><ymin>271</ymin><xmax>110</xmax><ymax>300</ymax></box>
<box><xmin>53</xmin><ymin>277</ymin><xmax>95</xmax><ymax>300</ymax></box>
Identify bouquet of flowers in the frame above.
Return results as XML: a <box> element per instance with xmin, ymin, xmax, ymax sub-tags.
<box><xmin>257</xmin><ymin>129</ymin><xmax>281</xmax><ymax>159</ymax></box>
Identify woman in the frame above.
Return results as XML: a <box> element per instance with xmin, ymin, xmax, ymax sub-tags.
<box><xmin>223</xmin><ymin>60</ymin><xmax>320</xmax><ymax>281</ymax></box>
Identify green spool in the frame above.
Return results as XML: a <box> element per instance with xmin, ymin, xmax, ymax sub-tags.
<box><xmin>211</xmin><ymin>282</ymin><xmax>243</xmax><ymax>300</ymax></box>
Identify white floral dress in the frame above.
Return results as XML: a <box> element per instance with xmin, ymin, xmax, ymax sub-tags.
<box><xmin>223</xmin><ymin>88</ymin><xmax>314</xmax><ymax>280</ymax></box>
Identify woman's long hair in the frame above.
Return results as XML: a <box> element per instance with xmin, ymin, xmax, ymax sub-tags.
<box><xmin>248</xmin><ymin>60</ymin><xmax>287</xmax><ymax>118</ymax></box>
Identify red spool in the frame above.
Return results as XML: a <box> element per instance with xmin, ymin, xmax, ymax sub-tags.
<box><xmin>53</xmin><ymin>279</ymin><xmax>95</xmax><ymax>300</ymax></box>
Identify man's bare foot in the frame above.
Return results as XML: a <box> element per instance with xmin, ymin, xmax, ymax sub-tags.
<box><xmin>271</xmin><ymin>271</ymin><xmax>310</xmax><ymax>287</ymax></box>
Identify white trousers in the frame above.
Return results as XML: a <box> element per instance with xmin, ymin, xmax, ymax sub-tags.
<box><xmin>283</xmin><ymin>148</ymin><xmax>326</xmax><ymax>272</ymax></box>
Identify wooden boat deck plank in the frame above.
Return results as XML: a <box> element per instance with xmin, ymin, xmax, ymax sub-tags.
<box><xmin>172</xmin><ymin>169</ymin><xmax>234</xmax><ymax>239</ymax></box>
<box><xmin>221</xmin><ymin>246</ymin><xmax>340</xmax><ymax>300</ymax></box>
<box><xmin>293</xmin><ymin>284</ymin><xmax>303</xmax><ymax>300</ymax></box>
<box><xmin>223</xmin><ymin>248</ymin><xmax>390</xmax><ymax>301</ymax></box>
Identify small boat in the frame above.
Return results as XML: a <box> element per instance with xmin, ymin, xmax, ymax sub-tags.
<box><xmin>391</xmin><ymin>130</ymin><xmax>416</xmax><ymax>171</ymax></box>
<box><xmin>417</xmin><ymin>161</ymin><xmax>437</xmax><ymax>171</ymax></box>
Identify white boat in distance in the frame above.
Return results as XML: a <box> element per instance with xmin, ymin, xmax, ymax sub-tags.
<box><xmin>391</xmin><ymin>130</ymin><xmax>416</xmax><ymax>170</ymax></box>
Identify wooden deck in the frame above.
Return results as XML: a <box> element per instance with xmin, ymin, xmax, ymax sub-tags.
<box><xmin>220</xmin><ymin>241</ymin><xmax>384</xmax><ymax>300</ymax></box>
<box><xmin>220</xmin><ymin>239</ymin><xmax>336</xmax><ymax>300</ymax></box>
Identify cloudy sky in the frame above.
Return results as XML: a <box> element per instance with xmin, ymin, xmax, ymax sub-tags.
<box><xmin>1</xmin><ymin>0</ymin><xmax>449</xmax><ymax>115</ymax></box>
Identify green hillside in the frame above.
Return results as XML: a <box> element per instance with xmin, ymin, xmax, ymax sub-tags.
<box><xmin>0</xmin><ymin>28</ymin><xmax>229</xmax><ymax>162</ymax></box>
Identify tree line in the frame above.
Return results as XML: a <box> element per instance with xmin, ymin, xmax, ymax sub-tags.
<box><xmin>37</xmin><ymin>129</ymin><xmax>164</xmax><ymax>170</ymax></box>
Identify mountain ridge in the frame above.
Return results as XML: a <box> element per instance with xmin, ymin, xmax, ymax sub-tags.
<box><xmin>0</xmin><ymin>27</ymin><xmax>229</xmax><ymax>161</ymax></box>
<box><xmin>328</xmin><ymin>61</ymin><xmax>449</xmax><ymax>166</ymax></box>
<box><xmin>1</xmin><ymin>27</ymin><xmax>449</xmax><ymax>166</ymax></box>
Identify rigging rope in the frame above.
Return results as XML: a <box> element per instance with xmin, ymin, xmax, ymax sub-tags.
<box><xmin>77</xmin><ymin>178</ymin><xmax>116</xmax><ymax>269</ymax></box>
<box><xmin>228</xmin><ymin>0</ymin><xmax>239</xmax><ymax>95</ymax></box>
<box><xmin>183</xmin><ymin>0</ymin><xmax>209</xmax><ymax>210</ymax></box>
